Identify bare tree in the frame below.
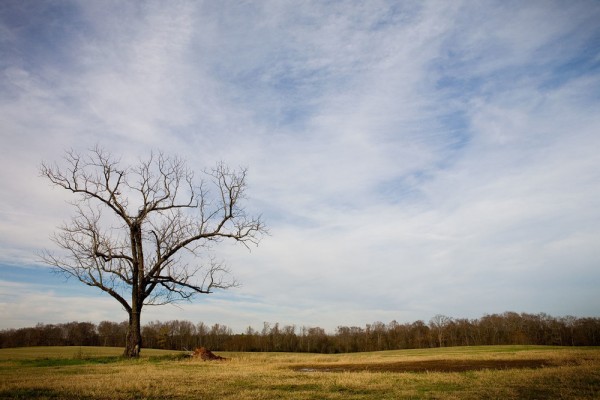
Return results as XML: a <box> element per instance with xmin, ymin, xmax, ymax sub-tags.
<box><xmin>40</xmin><ymin>147</ymin><xmax>266</xmax><ymax>357</ymax></box>
<box><xmin>429</xmin><ymin>314</ymin><xmax>452</xmax><ymax>348</ymax></box>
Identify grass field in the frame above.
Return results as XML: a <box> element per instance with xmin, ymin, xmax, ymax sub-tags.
<box><xmin>0</xmin><ymin>345</ymin><xmax>599</xmax><ymax>399</ymax></box>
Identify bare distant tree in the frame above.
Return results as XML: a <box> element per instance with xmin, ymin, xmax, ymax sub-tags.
<box><xmin>429</xmin><ymin>314</ymin><xmax>452</xmax><ymax>348</ymax></box>
<box><xmin>40</xmin><ymin>147</ymin><xmax>266</xmax><ymax>357</ymax></box>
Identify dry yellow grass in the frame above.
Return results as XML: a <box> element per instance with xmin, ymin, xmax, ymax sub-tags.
<box><xmin>0</xmin><ymin>346</ymin><xmax>599</xmax><ymax>399</ymax></box>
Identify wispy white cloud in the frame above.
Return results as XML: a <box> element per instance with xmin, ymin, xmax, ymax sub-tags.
<box><xmin>1</xmin><ymin>0</ymin><xmax>599</xmax><ymax>331</ymax></box>
<box><xmin>0</xmin><ymin>278</ymin><xmax>122</xmax><ymax>327</ymax></box>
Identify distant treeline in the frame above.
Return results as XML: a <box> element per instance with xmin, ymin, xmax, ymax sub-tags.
<box><xmin>1</xmin><ymin>312</ymin><xmax>599</xmax><ymax>353</ymax></box>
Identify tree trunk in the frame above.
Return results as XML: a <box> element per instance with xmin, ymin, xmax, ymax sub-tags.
<box><xmin>124</xmin><ymin>223</ymin><xmax>144</xmax><ymax>358</ymax></box>
<box><xmin>124</xmin><ymin>310</ymin><xmax>142</xmax><ymax>357</ymax></box>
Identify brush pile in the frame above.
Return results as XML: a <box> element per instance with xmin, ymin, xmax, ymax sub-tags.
<box><xmin>192</xmin><ymin>347</ymin><xmax>227</xmax><ymax>361</ymax></box>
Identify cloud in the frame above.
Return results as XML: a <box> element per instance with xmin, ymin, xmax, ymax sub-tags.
<box><xmin>0</xmin><ymin>278</ymin><xmax>122</xmax><ymax>328</ymax></box>
<box><xmin>1</xmin><ymin>0</ymin><xmax>599</xmax><ymax>331</ymax></box>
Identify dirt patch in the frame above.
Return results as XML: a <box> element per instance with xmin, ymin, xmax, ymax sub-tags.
<box><xmin>294</xmin><ymin>359</ymin><xmax>551</xmax><ymax>373</ymax></box>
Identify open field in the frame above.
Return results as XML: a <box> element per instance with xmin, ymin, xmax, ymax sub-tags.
<box><xmin>1</xmin><ymin>346</ymin><xmax>599</xmax><ymax>399</ymax></box>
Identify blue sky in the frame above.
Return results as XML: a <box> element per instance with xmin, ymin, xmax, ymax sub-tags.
<box><xmin>1</xmin><ymin>0</ymin><xmax>599</xmax><ymax>332</ymax></box>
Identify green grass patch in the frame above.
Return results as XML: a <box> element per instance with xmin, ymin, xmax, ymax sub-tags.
<box><xmin>17</xmin><ymin>356</ymin><xmax>122</xmax><ymax>367</ymax></box>
<box><xmin>0</xmin><ymin>346</ymin><xmax>181</xmax><ymax>360</ymax></box>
